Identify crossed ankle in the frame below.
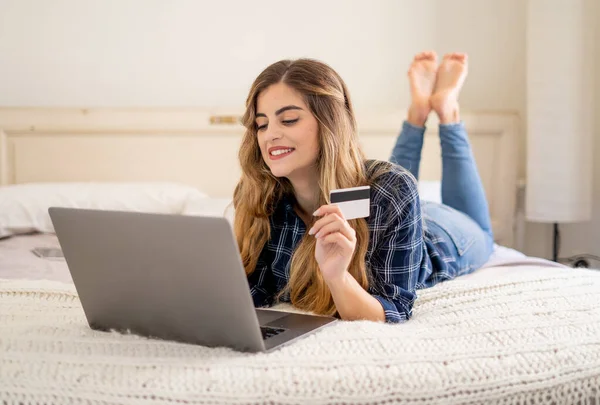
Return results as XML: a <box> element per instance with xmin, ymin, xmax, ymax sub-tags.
<box><xmin>434</xmin><ymin>103</ymin><xmax>460</xmax><ymax>124</ymax></box>
<box><xmin>437</xmin><ymin>109</ymin><xmax>460</xmax><ymax>124</ymax></box>
<box><xmin>407</xmin><ymin>106</ymin><xmax>430</xmax><ymax>127</ymax></box>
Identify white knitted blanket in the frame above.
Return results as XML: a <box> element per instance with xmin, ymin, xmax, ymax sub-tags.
<box><xmin>1</xmin><ymin>265</ymin><xmax>600</xmax><ymax>405</ymax></box>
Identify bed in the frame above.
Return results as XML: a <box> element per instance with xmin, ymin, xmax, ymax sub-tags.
<box><xmin>1</xmin><ymin>108</ymin><xmax>599</xmax><ymax>404</ymax></box>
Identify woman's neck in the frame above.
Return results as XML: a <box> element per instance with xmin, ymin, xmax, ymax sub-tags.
<box><xmin>289</xmin><ymin>174</ymin><xmax>320</xmax><ymax>225</ymax></box>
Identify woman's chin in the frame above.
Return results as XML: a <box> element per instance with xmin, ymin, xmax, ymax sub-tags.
<box><xmin>266</xmin><ymin>160</ymin><xmax>290</xmax><ymax>176</ymax></box>
<box><xmin>269</xmin><ymin>168</ymin><xmax>290</xmax><ymax>178</ymax></box>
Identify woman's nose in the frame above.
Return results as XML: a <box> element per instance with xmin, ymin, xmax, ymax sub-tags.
<box><xmin>264</xmin><ymin>126</ymin><xmax>282</xmax><ymax>141</ymax></box>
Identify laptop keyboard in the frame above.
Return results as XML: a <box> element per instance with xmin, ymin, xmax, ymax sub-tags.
<box><xmin>260</xmin><ymin>326</ymin><xmax>286</xmax><ymax>340</ymax></box>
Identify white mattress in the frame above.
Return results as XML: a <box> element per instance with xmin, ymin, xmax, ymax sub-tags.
<box><xmin>2</xmin><ymin>234</ymin><xmax>600</xmax><ymax>404</ymax></box>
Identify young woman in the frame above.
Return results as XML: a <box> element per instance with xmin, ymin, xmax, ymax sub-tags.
<box><xmin>233</xmin><ymin>52</ymin><xmax>494</xmax><ymax>323</ymax></box>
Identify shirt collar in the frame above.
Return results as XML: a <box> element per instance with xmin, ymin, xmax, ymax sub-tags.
<box><xmin>280</xmin><ymin>193</ymin><xmax>296</xmax><ymax>221</ymax></box>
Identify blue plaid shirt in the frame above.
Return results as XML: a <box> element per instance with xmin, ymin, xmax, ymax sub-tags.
<box><xmin>248</xmin><ymin>161</ymin><xmax>452</xmax><ymax>323</ymax></box>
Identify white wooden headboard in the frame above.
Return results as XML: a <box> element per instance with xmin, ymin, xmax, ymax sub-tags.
<box><xmin>0</xmin><ymin>108</ymin><xmax>519</xmax><ymax>247</ymax></box>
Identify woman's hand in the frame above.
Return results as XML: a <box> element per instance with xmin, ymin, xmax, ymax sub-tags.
<box><xmin>309</xmin><ymin>205</ymin><xmax>357</xmax><ymax>285</ymax></box>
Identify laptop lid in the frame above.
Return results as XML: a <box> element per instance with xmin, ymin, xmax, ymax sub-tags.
<box><xmin>49</xmin><ymin>207</ymin><xmax>265</xmax><ymax>352</ymax></box>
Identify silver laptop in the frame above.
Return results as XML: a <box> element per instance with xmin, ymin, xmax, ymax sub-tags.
<box><xmin>48</xmin><ymin>207</ymin><xmax>336</xmax><ymax>352</ymax></box>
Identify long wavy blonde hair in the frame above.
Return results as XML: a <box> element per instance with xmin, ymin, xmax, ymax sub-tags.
<box><xmin>233</xmin><ymin>58</ymin><xmax>391</xmax><ymax>316</ymax></box>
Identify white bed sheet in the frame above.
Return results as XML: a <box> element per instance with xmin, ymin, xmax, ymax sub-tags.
<box><xmin>0</xmin><ymin>233</ymin><xmax>71</xmax><ymax>283</ymax></box>
<box><xmin>0</xmin><ymin>233</ymin><xmax>562</xmax><ymax>284</ymax></box>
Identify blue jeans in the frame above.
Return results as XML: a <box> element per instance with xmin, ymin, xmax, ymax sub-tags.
<box><xmin>390</xmin><ymin>121</ymin><xmax>494</xmax><ymax>275</ymax></box>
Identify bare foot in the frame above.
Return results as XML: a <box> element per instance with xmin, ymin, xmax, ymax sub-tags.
<box><xmin>407</xmin><ymin>51</ymin><xmax>438</xmax><ymax>127</ymax></box>
<box><xmin>430</xmin><ymin>53</ymin><xmax>468</xmax><ymax>124</ymax></box>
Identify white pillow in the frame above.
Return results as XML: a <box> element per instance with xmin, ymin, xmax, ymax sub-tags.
<box><xmin>418</xmin><ymin>180</ymin><xmax>442</xmax><ymax>203</ymax></box>
<box><xmin>0</xmin><ymin>182</ymin><xmax>207</xmax><ymax>235</ymax></box>
<box><xmin>183</xmin><ymin>197</ymin><xmax>235</xmax><ymax>224</ymax></box>
<box><xmin>181</xmin><ymin>180</ymin><xmax>442</xmax><ymax>226</ymax></box>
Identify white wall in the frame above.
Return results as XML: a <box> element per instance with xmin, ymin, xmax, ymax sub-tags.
<box><xmin>435</xmin><ymin>0</ymin><xmax>527</xmax><ymax>115</ymax></box>
<box><xmin>0</xmin><ymin>0</ymin><xmax>527</xmax><ymax>113</ymax></box>
<box><xmin>0</xmin><ymin>0</ymin><xmax>597</xmax><ymax>259</ymax></box>
<box><xmin>0</xmin><ymin>0</ymin><xmax>437</xmax><ymax>109</ymax></box>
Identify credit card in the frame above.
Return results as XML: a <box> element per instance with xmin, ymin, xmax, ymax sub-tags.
<box><xmin>329</xmin><ymin>186</ymin><xmax>370</xmax><ymax>220</ymax></box>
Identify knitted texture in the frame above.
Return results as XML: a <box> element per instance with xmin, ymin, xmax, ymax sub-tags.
<box><xmin>1</xmin><ymin>266</ymin><xmax>600</xmax><ymax>404</ymax></box>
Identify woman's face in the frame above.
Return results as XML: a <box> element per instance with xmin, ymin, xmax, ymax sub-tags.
<box><xmin>255</xmin><ymin>82</ymin><xmax>320</xmax><ymax>181</ymax></box>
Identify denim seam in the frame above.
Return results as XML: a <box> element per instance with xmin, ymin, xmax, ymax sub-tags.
<box><xmin>424</xmin><ymin>214</ymin><xmax>476</xmax><ymax>256</ymax></box>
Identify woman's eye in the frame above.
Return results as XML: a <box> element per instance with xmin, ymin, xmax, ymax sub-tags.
<box><xmin>256</xmin><ymin>119</ymin><xmax>297</xmax><ymax>131</ymax></box>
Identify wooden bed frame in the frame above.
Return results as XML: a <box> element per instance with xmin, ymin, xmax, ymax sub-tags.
<box><xmin>0</xmin><ymin>108</ymin><xmax>520</xmax><ymax>247</ymax></box>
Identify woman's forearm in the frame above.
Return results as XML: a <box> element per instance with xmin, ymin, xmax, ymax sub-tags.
<box><xmin>326</xmin><ymin>272</ymin><xmax>385</xmax><ymax>322</ymax></box>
